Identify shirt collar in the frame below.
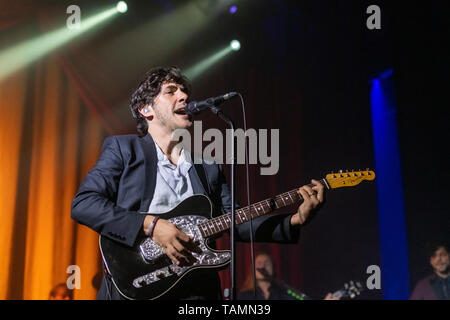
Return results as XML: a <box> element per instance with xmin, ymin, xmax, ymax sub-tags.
<box><xmin>154</xmin><ymin>142</ymin><xmax>192</xmax><ymax>171</ymax></box>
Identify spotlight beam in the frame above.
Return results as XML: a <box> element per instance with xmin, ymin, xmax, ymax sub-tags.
<box><xmin>0</xmin><ymin>6</ymin><xmax>122</xmax><ymax>81</ymax></box>
<box><xmin>184</xmin><ymin>46</ymin><xmax>233</xmax><ymax>80</ymax></box>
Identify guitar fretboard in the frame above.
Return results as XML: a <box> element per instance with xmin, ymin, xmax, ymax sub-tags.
<box><xmin>197</xmin><ymin>179</ymin><xmax>327</xmax><ymax>238</ymax></box>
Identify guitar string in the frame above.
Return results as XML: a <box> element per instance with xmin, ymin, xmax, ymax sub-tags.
<box><xmin>197</xmin><ymin>186</ymin><xmax>309</xmax><ymax>237</ymax></box>
<box><xmin>197</xmin><ymin>174</ymin><xmax>368</xmax><ymax>237</ymax></box>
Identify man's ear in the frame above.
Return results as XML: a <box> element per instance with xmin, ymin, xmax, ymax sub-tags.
<box><xmin>139</xmin><ymin>104</ymin><xmax>153</xmax><ymax>118</ymax></box>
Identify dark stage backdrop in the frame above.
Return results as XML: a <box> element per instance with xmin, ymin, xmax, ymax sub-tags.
<box><xmin>0</xmin><ymin>0</ymin><xmax>448</xmax><ymax>299</ymax></box>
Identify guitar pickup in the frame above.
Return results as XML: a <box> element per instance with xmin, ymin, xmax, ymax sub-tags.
<box><xmin>133</xmin><ymin>265</ymin><xmax>183</xmax><ymax>288</ymax></box>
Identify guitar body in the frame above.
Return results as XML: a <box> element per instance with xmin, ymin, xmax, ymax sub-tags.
<box><xmin>99</xmin><ymin>194</ymin><xmax>231</xmax><ymax>300</ymax></box>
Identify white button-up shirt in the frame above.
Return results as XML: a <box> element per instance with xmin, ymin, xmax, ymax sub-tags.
<box><xmin>147</xmin><ymin>142</ymin><xmax>194</xmax><ymax>214</ymax></box>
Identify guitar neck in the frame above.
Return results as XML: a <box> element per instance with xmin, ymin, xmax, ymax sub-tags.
<box><xmin>197</xmin><ymin>179</ymin><xmax>329</xmax><ymax>239</ymax></box>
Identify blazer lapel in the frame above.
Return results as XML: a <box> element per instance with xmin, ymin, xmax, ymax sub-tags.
<box><xmin>189</xmin><ymin>165</ymin><xmax>208</xmax><ymax>195</ymax></box>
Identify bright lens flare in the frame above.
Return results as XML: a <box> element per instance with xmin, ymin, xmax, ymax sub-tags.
<box><xmin>116</xmin><ymin>1</ymin><xmax>128</xmax><ymax>13</ymax></box>
<box><xmin>230</xmin><ymin>40</ymin><xmax>241</xmax><ymax>51</ymax></box>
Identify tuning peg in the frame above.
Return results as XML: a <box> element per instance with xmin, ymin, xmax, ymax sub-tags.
<box><xmin>339</xmin><ymin>169</ymin><xmax>343</xmax><ymax>173</ymax></box>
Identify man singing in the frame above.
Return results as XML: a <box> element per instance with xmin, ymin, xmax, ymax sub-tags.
<box><xmin>71</xmin><ymin>66</ymin><xmax>325</xmax><ymax>300</ymax></box>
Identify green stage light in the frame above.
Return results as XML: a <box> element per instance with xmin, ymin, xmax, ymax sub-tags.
<box><xmin>0</xmin><ymin>5</ymin><xmax>121</xmax><ymax>81</ymax></box>
<box><xmin>116</xmin><ymin>1</ymin><xmax>128</xmax><ymax>13</ymax></box>
<box><xmin>184</xmin><ymin>40</ymin><xmax>242</xmax><ymax>80</ymax></box>
<box><xmin>230</xmin><ymin>40</ymin><xmax>240</xmax><ymax>51</ymax></box>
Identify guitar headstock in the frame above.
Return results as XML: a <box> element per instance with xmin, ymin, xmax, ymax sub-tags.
<box><xmin>325</xmin><ymin>169</ymin><xmax>375</xmax><ymax>189</ymax></box>
<box><xmin>334</xmin><ymin>280</ymin><xmax>364</xmax><ymax>299</ymax></box>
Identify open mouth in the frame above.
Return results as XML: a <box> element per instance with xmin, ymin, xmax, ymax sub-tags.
<box><xmin>174</xmin><ymin>107</ymin><xmax>187</xmax><ymax>115</ymax></box>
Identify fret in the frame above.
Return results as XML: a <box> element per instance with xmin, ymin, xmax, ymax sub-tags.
<box><xmin>223</xmin><ymin>216</ymin><xmax>230</xmax><ymax>228</ymax></box>
<box><xmin>284</xmin><ymin>193</ymin><xmax>291</xmax><ymax>203</ymax></box>
<box><xmin>210</xmin><ymin>221</ymin><xmax>217</xmax><ymax>233</ymax></box>
<box><xmin>199</xmin><ymin>225</ymin><xmax>206</xmax><ymax>237</ymax></box>
<box><xmin>207</xmin><ymin>223</ymin><xmax>214</xmax><ymax>235</ymax></box>
<box><xmin>275</xmin><ymin>197</ymin><xmax>282</xmax><ymax>209</ymax></box>
<box><xmin>236</xmin><ymin>211</ymin><xmax>243</xmax><ymax>224</ymax></box>
<box><xmin>263</xmin><ymin>200</ymin><xmax>269</xmax><ymax>212</ymax></box>
<box><xmin>253</xmin><ymin>203</ymin><xmax>259</xmax><ymax>217</ymax></box>
<box><xmin>287</xmin><ymin>192</ymin><xmax>294</xmax><ymax>203</ymax></box>
<box><xmin>255</xmin><ymin>203</ymin><xmax>262</xmax><ymax>215</ymax></box>
<box><xmin>217</xmin><ymin>218</ymin><xmax>224</xmax><ymax>230</ymax></box>
<box><xmin>250</xmin><ymin>205</ymin><xmax>256</xmax><ymax>218</ymax></box>
<box><xmin>237</xmin><ymin>212</ymin><xmax>243</xmax><ymax>224</ymax></box>
<box><xmin>243</xmin><ymin>210</ymin><xmax>249</xmax><ymax>222</ymax></box>
<box><xmin>265</xmin><ymin>199</ymin><xmax>273</xmax><ymax>211</ymax></box>
<box><xmin>279</xmin><ymin>195</ymin><xmax>287</xmax><ymax>206</ymax></box>
<box><xmin>258</xmin><ymin>203</ymin><xmax>265</xmax><ymax>214</ymax></box>
<box><xmin>242</xmin><ymin>209</ymin><xmax>249</xmax><ymax>223</ymax></box>
<box><xmin>240</xmin><ymin>209</ymin><xmax>247</xmax><ymax>220</ymax></box>
<box><xmin>237</xmin><ymin>208</ymin><xmax>246</xmax><ymax>221</ymax></box>
<box><xmin>201</xmin><ymin>224</ymin><xmax>209</xmax><ymax>237</ymax></box>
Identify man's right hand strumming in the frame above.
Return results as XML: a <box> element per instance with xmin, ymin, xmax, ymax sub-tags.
<box><xmin>143</xmin><ymin>215</ymin><xmax>197</xmax><ymax>266</ymax></box>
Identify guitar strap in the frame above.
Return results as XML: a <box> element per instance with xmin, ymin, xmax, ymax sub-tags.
<box><xmin>194</xmin><ymin>162</ymin><xmax>211</xmax><ymax>195</ymax></box>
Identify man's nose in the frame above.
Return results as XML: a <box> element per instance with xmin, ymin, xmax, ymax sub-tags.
<box><xmin>177</xmin><ymin>91</ymin><xmax>188</xmax><ymax>103</ymax></box>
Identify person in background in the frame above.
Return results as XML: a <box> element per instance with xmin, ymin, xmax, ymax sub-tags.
<box><xmin>238</xmin><ymin>252</ymin><xmax>339</xmax><ymax>300</ymax></box>
<box><xmin>48</xmin><ymin>283</ymin><xmax>72</xmax><ymax>300</ymax></box>
<box><xmin>410</xmin><ymin>239</ymin><xmax>450</xmax><ymax>300</ymax></box>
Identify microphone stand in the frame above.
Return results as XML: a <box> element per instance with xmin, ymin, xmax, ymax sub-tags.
<box><xmin>209</xmin><ymin>105</ymin><xmax>237</xmax><ymax>300</ymax></box>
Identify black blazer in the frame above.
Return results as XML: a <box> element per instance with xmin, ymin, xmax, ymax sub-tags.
<box><xmin>71</xmin><ymin>133</ymin><xmax>300</xmax><ymax>248</ymax></box>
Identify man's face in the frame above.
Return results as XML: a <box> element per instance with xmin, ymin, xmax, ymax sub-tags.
<box><xmin>255</xmin><ymin>254</ymin><xmax>274</xmax><ymax>280</ymax></box>
<box><xmin>145</xmin><ymin>81</ymin><xmax>192</xmax><ymax>132</ymax></box>
<box><xmin>430</xmin><ymin>246</ymin><xmax>450</xmax><ymax>274</ymax></box>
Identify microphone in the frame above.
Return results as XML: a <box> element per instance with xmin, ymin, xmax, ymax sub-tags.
<box><xmin>186</xmin><ymin>92</ymin><xmax>238</xmax><ymax>115</ymax></box>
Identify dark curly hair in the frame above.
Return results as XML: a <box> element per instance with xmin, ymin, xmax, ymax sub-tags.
<box><xmin>425</xmin><ymin>238</ymin><xmax>449</xmax><ymax>258</ymax></box>
<box><xmin>130</xmin><ymin>66</ymin><xmax>191</xmax><ymax>136</ymax></box>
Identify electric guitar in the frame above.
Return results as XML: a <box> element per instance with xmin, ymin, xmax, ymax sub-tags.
<box><xmin>99</xmin><ymin>169</ymin><xmax>375</xmax><ymax>300</ymax></box>
<box><xmin>285</xmin><ymin>280</ymin><xmax>365</xmax><ymax>300</ymax></box>
<box><xmin>257</xmin><ymin>267</ymin><xmax>364</xmax><ymax>300</ymax></box>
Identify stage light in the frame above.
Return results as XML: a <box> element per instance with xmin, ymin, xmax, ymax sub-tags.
<box><xmin>0</xmin><ymin>5</ymin><xmax>122</xmax><ymax>81</ymax></box>
<box><xmin>370</xmin><ymin>69</ymin><xmax>410</xmax><ymax>299</ymax></box>
<box><xmin>116</xmin><ymin>1</ymin><xmax>128</xmax><ymax>13</ymax></box>
<box><xmin>229</xmin><ymin>5</ymin><xmax>237</xmax><ymax>14</ymax></box>
<box><xmin>184</xmin><ymin>40</ymin><xmax>241</xmax><ymax>80</ymax></box>
<box><xmin>230</xmin><ymin>40</ymin><xmax>240</xmax><ymax>51</ymax></box>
